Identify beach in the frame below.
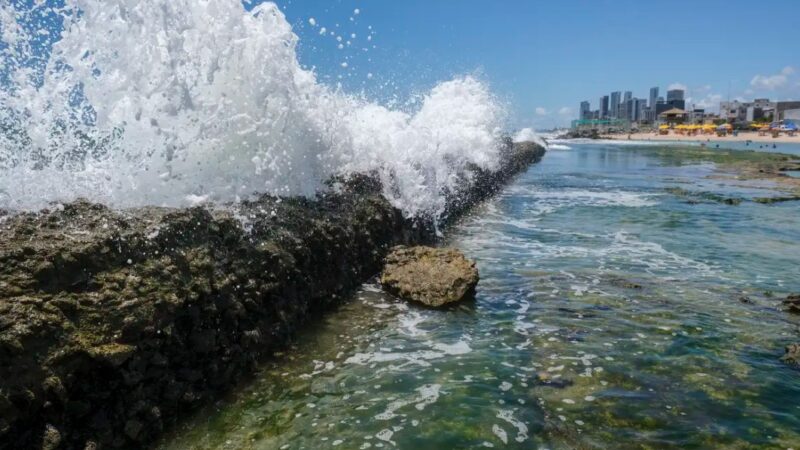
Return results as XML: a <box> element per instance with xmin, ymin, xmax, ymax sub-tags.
<box><xmin>603</xmin><ymin>131</ymin><xmax>800</xmax><ymax>145</ymax></box>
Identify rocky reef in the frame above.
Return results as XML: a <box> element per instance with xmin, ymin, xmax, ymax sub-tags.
<box><xmin>380</xmin><ymin>246</ymin><xmax>479</xmax><ymax>307</ymax></box>
<box><xmin>0</xmin><ymin>141</ymin><xmax>545</xmax><ymax>449</ymax></box>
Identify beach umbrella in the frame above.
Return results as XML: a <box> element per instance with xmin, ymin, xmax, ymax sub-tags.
<box><xmin>659</xmin><ymin>124</ymin><xmax>670</xmax><ymax>130</ymax></box>
<box><xmin>782</xmin><ymin>122</ymin><xmax>798</xmax><ymax>131</ymax></box>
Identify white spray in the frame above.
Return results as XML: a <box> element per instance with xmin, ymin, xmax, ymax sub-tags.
<box><xmin>0</xmin><ymin>0</ymin><xmax>505</xmax><ymax>218</ymax></box>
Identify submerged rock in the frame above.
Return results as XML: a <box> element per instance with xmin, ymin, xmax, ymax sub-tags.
<box><xmin>781</xmin><ymin>343</ymin><xmax>800</xmax><ymax>366</ymax></box>
<box><xmin>380</xmin><ymin>246</ymin><xmax>479</xmax><ymax>307</ymax></box>
<box><xmin>783</xmin><ymin>294</ymin><xmax>800</xmax><ymax>314</ymax></box>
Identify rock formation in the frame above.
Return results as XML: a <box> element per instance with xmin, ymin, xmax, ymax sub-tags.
<box><xmin>380</xmin><ymin>246</ymin><xmax>479</xmax><ymax>307</ymax></box>
<box><xmin>0</xmin><ymin>141</ymin><xmax>545</xmax><ymax>448</ymax></box>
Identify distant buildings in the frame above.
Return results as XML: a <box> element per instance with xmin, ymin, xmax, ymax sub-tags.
<box><xmin>610</xmin><ymin>92</ymin><xmax>621</xmax><ymax>119</ymax></box>
<box><xmin>579</xmin><ymin>101</ymin><xmax>591</xmax><ymax>120</ymax></box>
<box><xmin>666</xmin><ymin>89</ymin><xmax>685</xmax><ymax>110</ymax></box>
<box><xmin>599</xmin><ymin>95</ymin><xmax>609</xmax><ymax>119</ymax></box>
<box><xmin>649</xmin><ymin>87</ymin><xmax>659</xmax><ymax>109</ymax></box>
<box><xmin>576</xmin><ymin>87</ymin><xmax>683</xmax><ymax>128</ymax></box>
<box><xmin>573</xmin><ymin>80</ymin><xmax>798</xmax><ymax>129</ymax></box>
<box><xmin>721</xmin><ymin>99</ymin><xmax>800</xmax><ymax>123</ymax></box>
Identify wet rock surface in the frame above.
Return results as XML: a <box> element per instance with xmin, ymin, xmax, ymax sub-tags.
<box><xmin>782</xmin><ymin>293</ymin><xmax>800</xmax><ymax>314</ymax></box>
<box><xmin>781</xmin><ymin>344</ymin><xmax>800</xmax><ymax>366</ymax></box>
<box><xmin>0</xmin><ymin>142</ymin><xmax>545</xmax><ymax>449</ymax></box>
<box><xmin>380</xmin><ymin>246</ymin><xmax>479</xmax><ymax>307</ymax></box>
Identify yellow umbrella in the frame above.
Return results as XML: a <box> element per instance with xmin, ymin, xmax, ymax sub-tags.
<box><xmin>659</xmin><ymin>125</ymin><xmax>670</xmax><ymax>130</ymax></box>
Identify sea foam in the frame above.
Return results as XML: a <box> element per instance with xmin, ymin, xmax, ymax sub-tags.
<box><xmin>0</xmin><ymin>1</ymin><xmax>504</xmax><ymax>218</ymax></box>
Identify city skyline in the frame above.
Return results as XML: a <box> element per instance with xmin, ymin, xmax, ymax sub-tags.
<box><xmin>269</xmin><ymin>1</ymin><xmax>798</xmax><ymax>129</ymax></box>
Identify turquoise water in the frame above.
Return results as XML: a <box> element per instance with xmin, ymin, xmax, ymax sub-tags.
<box><xmin>160</xmin><ymin>143</ymin><xmax>800</xmax><ymax>449</ymax></box>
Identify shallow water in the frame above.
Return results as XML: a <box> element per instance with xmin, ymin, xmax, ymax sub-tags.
<box><xmin>160</xmin><ymin>143</ymin><xmax>800</xmax><ymax>449</ymax></box>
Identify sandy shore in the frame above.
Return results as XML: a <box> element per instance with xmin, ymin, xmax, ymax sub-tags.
<box><xmin>602</xmin><ymin>131</ymin><xmax>800</xmax><ymax>145</ymax></box>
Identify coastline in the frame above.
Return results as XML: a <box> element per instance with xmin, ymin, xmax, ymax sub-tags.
<box><xmin>0</xmin><ymin>142</ymin><xmax>545</xmax><ymax>449</ymax></box>
<box><xmin>600</xmin><ymin>131</ymin><xmax>800</xmax><ymax>145</ymax></box>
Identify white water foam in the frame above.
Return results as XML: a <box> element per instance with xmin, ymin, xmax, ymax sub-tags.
<box><xmin>512</xmin><ymin>128</ymin><xmax>546</xmax><ymax>147</ymax></box>
<box><xmin>0</xmin><ymin>1</ymin><xmax>504</xmax><ymax>218</ymax></box>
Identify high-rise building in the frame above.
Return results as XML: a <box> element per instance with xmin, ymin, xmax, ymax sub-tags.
<box><xmin>621</xmin><ymin>98</ymin><xmax>635</xmax><ymax>121</ymax></box>
<box><xmin>599</xmin><ymin>95</ymin><xmax>609</xmax><ymax>119</ymax></box>
<box><xmin>624</xmin><ymin>97</ymin><xmax>646</xmax><ymax>122</ymax></box>
<box><xmin>610</xmin><ymin>92</ymin><xmax>621</xmax><ymax>118</ymax></box>
<box><xmin>649</xmin><ymin>87</ymin><xmax>659</xmax><ymax>108</ymax></box>
<box><xmin>665</xmin><ymin>90</ymin><xmax>685</xmax><ymax>110</ymax></box>
<box><xmin>579</xmin><ymin>101</ymin><xmax>591</xmax><ymax>120</ymax></box>
<box><xmin>634</xmin><ymin>98</ymin><xmax>647</xmax><ymax>122</ymax></box>
<box><xmin>667</xmin><ymin>89</ymin><xmax>685</xmax><ymax>102</ymax></box>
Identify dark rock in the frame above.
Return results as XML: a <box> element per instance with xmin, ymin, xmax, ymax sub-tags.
<box><xmin>783</xmin><ymin>294</ymin><xmax>800</xmax><ymax>314</ymax></box>
<box><xmin>380</xmin><ymin>246</ymin><xmax>479</xmax><ymax>307</ymax></box>
<box><xmin>123</xmin><ymin>419</ymin><xmax>143</xmax><ymax>441</ymax></box>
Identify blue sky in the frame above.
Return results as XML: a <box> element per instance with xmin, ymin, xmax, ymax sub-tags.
<box><xmin>271</xmin><ymin>0</ymin><xmax>799</xmax><ymax>128</ymax></box>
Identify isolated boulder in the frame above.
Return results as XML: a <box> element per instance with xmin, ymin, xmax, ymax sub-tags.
<box><xmin>380</xmin><ymin>246</ymin><xmax>479</xmax><ymax>307</ymax></box>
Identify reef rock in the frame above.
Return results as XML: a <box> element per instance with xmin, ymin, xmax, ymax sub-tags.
<box><xmin>781</xmin><ymin>343</ymin><xmax>800</xmax><ymax>366</ymax></box>
<box><xmin>380</xmin><ymin>246</ymin><xmax>479</xmax><ymax>307</ymax></box>
<box><xmin>783</xmin><ymin>294</ymin><xmax>800</xmax><ymax>314</ymax></box>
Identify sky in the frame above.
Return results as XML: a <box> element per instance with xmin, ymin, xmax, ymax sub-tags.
<box><xmin>269</xmin><ymin>0</ymin><xmax>799</xmax><ymax>129</ymax></box>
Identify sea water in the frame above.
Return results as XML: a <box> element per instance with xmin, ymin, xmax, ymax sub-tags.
<box><xmin>159</xmin><ymin>142</ymin><xmax>800</xmax><ymax>449</ymax></box>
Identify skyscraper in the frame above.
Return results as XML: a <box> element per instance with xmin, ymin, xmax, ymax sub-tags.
<box><xmin>579</xmin><ymin>101</ymin><xmax>591</xmax><ymax>120</ymax></box>
<box><xmin>623</xmin><ymin>91</ymin><xmax>632</xmax><ymax>104</ymax></box>
<box><xmin>666</xmin><ymin>89</ymin><xmax>686</xmax><ymax>110</ymax></box>
<box><xmin>599</xmin><ymin>95</ymin><xmax>609</xmax><ymax>119</ymax></box>
<box><xmin>667</xmin><ymin>89</ymin><xmax>685</xmax><ymax>102</ymax></box>
<box><xmin>649</xmin><ymin>87</ymin><xmax>659</xmax><ymax>108</ymax></box>
<box><xmin>610</xmin><ymin>92</ymin><xmax>621</xmax><ymax>119</ymax></box>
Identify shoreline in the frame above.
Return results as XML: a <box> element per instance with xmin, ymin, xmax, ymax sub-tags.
<box><xmin>600</xmin><ymin>131</ymin><xmax>800</xmax><ymax>145</ymax></box>
<box><xmin>0</xmin><ymin>142</ymin><xmax>545</xmax><ymax>449</ymax></box>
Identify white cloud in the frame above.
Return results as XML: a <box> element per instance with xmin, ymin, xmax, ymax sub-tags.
<box><xmin>668</xmin><ymin>83</ymin><xmax>687</xmax><ymax>91</ymax></box>
<box><xmin>750</xmin><ymin>66</ymin><xmax>795</xmax><ymax>90</ymax></box>
<box><xmin>751</xmin><ymin>74</ymin><xmax>787</xmax><ymax>90</ymax></box>
<box><xmin>558</xmin><ymin>107</ymin><xmax>572</xmax><ymax>115</ymax></box>
<box><xmin>690</xmin><ymin>93</ymin><xmax>723</xmax><ymax>112</ymax></box>
<box><xmin>535</xmin><ymin>107</ymin><xmax>548</xmax><ymax>116</ymax></box>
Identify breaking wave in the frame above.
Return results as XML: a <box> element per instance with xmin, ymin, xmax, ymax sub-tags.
<box><xmin>0</xmin><ymin>1</ymin><xmax>505</xmax><ymax>217</ymax></box>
